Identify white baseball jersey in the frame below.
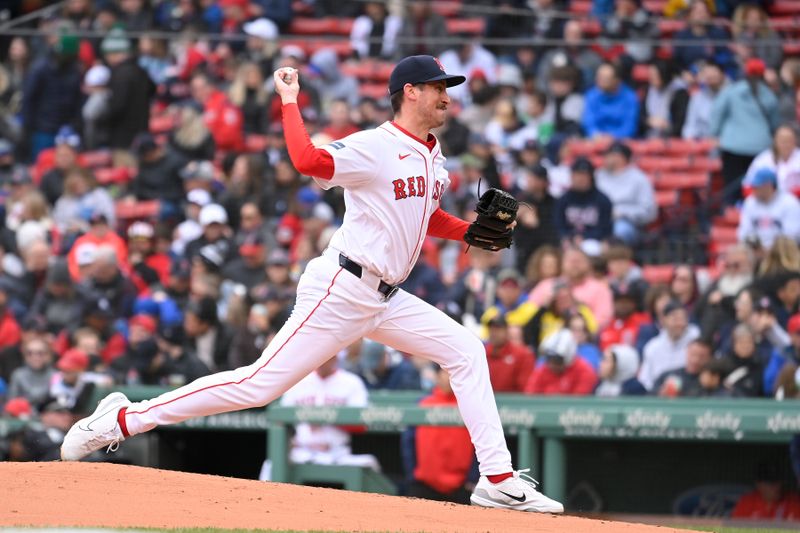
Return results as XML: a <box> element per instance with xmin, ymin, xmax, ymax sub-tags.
<box><xmin>317</xmin><ymin>122</ymin><xmax>450</xmax><ymax>285</ymax></box>
<box><xmin>280</xmin><ymin>368</ymin><xmax>368</xmax><ymax>453</ymax></box>
<box><xmin>121</xmin><ymin>112</ymin><xmax>515</xmax><ymax>479</ymax></box>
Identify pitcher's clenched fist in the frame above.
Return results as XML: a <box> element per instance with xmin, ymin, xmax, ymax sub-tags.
<box><xmin>274</xmin><ymin>67</ymin><xmax>299</xmax><ymax>103</ymax></box>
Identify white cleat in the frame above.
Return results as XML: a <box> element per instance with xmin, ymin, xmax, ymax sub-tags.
<box><xmin>61</xmin><ymin>392</ymin><xmax>130</xmax><ymax>461</ymax></box>
<box><xmin>470</xmin><ymin>469</ymin><xmax>565</xmax><ymax>513</ymax></box>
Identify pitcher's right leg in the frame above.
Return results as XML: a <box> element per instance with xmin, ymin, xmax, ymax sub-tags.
<box><xmin>61</xmin><ymin>256</ymin><xmax>382</xmax><ymax>461</ymax></box>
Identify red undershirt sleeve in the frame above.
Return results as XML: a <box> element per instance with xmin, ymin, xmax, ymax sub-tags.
<box><xmin>281</xmin><ymin>102</ymin><xmax>334</xmax><ymax>179</ymax></box>
<box><xmin>427</xmin><ymin>208</ymin><xmax>470</xmax><ymax>241</ymax></box>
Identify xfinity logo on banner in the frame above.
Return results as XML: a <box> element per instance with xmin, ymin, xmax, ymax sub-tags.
<box><xmin>498</xmin><ymin>407</ymin><xmax>536</xmax><ymax>427</ymax></box>
<box><xmin>360</xmin><ymin>406</ymin><xmax>404</xmax><ymax>425</ymax></box>
<box><xmin>624</xmin><ymin>409</ymin><xmax>671</xmax><ymax>430</ymax></box>
<box><xmin>423</xmin><ymin>407</ymin><xmax>463</xmax><ymax>425</ymax></box>
<box><xmin>767</xmin><ymin>412</ymin><xmax>800</xmax><ymax>433</ymax></box>
<box><xmin>295</xmin><ymin>406</ymin><xmax>338</xmax><ymax>424</ymax></box>
<box><xmin>695</xmin><ymin>411</ymin><xmax>741</xmax><ymax>432</ymax></box>
<box><xmin>558</xmin><ymin>409</ymin><xmax>603</xmax><ymax>428</ymax></box>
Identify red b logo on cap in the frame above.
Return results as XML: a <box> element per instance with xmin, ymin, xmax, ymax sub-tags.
<box><xmin>433</xmin><ymin>57</ymin><xmax>445</xmax><ymax>72</ymax></box>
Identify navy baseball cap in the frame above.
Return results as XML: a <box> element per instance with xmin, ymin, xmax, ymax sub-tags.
<box><xmin>389</xmin><ymin>55</ymin><xmax>466</xmax><ymax>95</ymax></box>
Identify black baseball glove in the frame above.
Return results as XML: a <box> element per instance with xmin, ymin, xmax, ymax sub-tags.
<box><xmin>463</xmin><ymin>188</ymin><xmax>518</xmax><ymax>251</ymax></box>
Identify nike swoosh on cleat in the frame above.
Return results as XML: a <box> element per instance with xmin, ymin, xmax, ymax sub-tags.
<box><xmin>77</xmin><ymin>404</ymin><xmax>121</xmax><ymax>432</ymax></box>
<box><xmin>398</xmin><ymin>153</ymin><xmax>411</xmax><ymax>160</ymax></box>
<box><xmin>498</xmin><ymin>490</ymin><xmax>527</xmax><ymax>503</ymax></box>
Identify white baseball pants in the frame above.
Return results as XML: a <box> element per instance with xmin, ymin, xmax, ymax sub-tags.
<box><xmin>124</xmin><ymin>252</ymin><xmax>513</xmax><ymax>475</ymax></box>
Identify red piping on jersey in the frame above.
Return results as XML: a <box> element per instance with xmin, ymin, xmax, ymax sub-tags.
<box><xmin>282</xmin><ymin>103</ymin><xmax>334</xmax><ymax>179</ymax></box>
<box><xmin>389</xmin><ymin>121</ymin><xmax>437</xmax><ymax>153</ymax></box>
<box><xmin>125</xmin><ymin>267</ymin><xmax>345</xmax><ymax>419</ymax></box>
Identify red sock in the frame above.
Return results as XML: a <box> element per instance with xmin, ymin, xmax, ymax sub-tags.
<box><xmin>117</xmin><ymin>407</ymin><xmax>130</xmax><ymax>438</ymax></box>
<box><xmin>487</xmin><ymin>472</ymin><xmax>513</xmax><ymax>484</ymax></box>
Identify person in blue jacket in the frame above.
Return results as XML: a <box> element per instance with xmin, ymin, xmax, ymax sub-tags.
<box><xmin>764</xmin><ymin>314</ymin><xmax>800</xmax><ymax>395</ymax></box>
<box><xmin>582</xmin><ymin>62</ymin><xmax>639</xmax><ymax>139</ymax></box>
<box><xmin>555</xmin><ymin>157</ymin><xmax>613</xmax><ymax>243</ymax></box>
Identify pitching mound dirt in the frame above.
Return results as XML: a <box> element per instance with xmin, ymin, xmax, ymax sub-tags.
<box><xmin>0</xmin><ymin>463</ymin><xmax>686</xmax><ymax>532</ymax></box>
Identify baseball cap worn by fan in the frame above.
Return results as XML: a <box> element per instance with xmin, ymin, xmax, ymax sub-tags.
<box><xmin>199</xmin><ymin>204</ymin><xmax>228</xmax><ymax>227</ymax></box>
<box><xmin>388</xmin><ymin>55</ymin><xmax>466</xmax><ymax>95</ymax></box>
<box><xmin>187</xmin><ymin>189</ymin><xmax>212</xmax><ymax>207</ymax></box>
<box><xmin>130</xmin><ymin>314</ymin><xmax>157</xmax><ymax>334</ymax></box>
<box><xmin>751</xmin><ymin>167</ymin><xmax>777</xmax><ymax>188</ymax></box>
<box><xmin>55</xmin><ymin>126</ymin><xmax>81</xmax><ymax>149</ymax></box>
<box><xmin>243</xmin><ymin>18</ymin><xmax>278</xmax><ymax>41</ymax></box>
<box><xmin>57</xmin><ymin>348</ymin><xmax>90</xmax><ymax>373</ymax></box>
<box><xmin>128</xmin><ymin>221</ymin><xmax>154</xmax><ymax>240</ymax></box>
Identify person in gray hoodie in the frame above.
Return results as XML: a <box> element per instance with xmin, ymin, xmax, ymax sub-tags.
<box><xmin>308</xmin><ymin>48</ymin><xmax>360</xmax><ymax>111</ymax></box>
<box><xmin>595</xmin><ymin>141</ymin><xmax>657</xmax><ymax>245</ymax></box>
<box><xmin>595</xmin><ymin>344</ymin><xmax>646</xmax><ymax>397</ymax></box>
<box><xmin>8</xmin><ymin>337</ymin><xmax>54</xmax><ymax>411</ymax></box>
<box><xmin>711</xmin><ymin>58</ymin><xmax>779</xmax><ymax>205</ymax></box>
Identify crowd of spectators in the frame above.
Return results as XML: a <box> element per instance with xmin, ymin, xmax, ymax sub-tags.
<box><xmin>0</xmin><ymin>0</ymin><xmax>798</xmax><ymax>514</ymax></box>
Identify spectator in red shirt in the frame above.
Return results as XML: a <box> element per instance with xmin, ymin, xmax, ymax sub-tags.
<box><xmin>67</xmin><ymin>212</ymin><xmax>129</xmax><ymax>282</ymax></box>
<box><xmin>732</xmin><ymin>462</ymin><xmax>800</xmax><ymax>521</ymax></box>
<box><xmin>409</xmin><ymin>365</ymin><xmax>476</xmax><ymax>504</ymax></box>
<box><xmin>0</xmin><ymin>284</ymin><xmax>21</xmax><ymax>351</ymax></box>
<box><xmin>524</xmin><ymin>329</ymin><xmax>598</xmax><ymax>395</ymax></box>
<box><xmin>599</xmin><ymin>284</ymin><xmax>651</xmax><ymax>351</ymax></box>
<box><xmin>484</xmin><ymin>316</ymin><xmax>534</xmax><ymax>393</ymax></box>
<box><xmin>189</xmin><ymin>70</ymin><xmax>244</xmax><ymax>152</ymax></box>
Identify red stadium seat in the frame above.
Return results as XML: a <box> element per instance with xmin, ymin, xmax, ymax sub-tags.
<box><xmin>95</xmin><ymin>167</ymin><xmax>133</xmax><ymax>186</ymax></box>
<box><xmin>638</xmin><ymin>156</ymin><xmax>692</xmax><ymax>173</ymax></box>
<box><xmin>288</xmin><ymin>18</ymin><xmax>339</xmax><ymax>35</ymax></box>
<box><xmin>770</xmin><ymin>1</ymin><xmax>800</xmax><ymax>16</ymax></box>
<box><xmin>690</xmin><ymin>156</ymin><xmax>722</xmax><ymax>172</ymax></box>
<box><xmin>655</xmin><ymin>189</ymin><xmax>677</xmax><ymax>208</ymax></box>
<box><xmin>642</xmin><ymin>264</ymin><xmax>674</xmax><ymax>285</ymax></box>
<box><xmin>446</xmin><ymin>18</ymin><xmax>486</xmax><ymax>35</ymax></box>
<box><xmin>710</xmin><ymin>225</ymin><xmax>738</xmax><ymax>246</ymax></box>
<box><xmin>665</xmin><ymin>138</ymin><xmax>716</xmax><ymax>156</ymax></box>
<box><xmin>784</xmin><ymin>42</ymin><xmax>800</xmax><ymax>56</ymax></box>
<box><xmin>291</xmin><ymin>0</ymin><xmax>313</xmax><ymax>15</ymax></box>
<box><xmin>340</xmin><ymin>61</ymin><xmax>394</xmax><ymax>83</ymax></box>
<box><xmin>565</xmin><ymin>137</ymin><xmax>612</xmax><ymax>157</ymax></box>
<box><xmin>334</xmin><ymin>18</ymin><xmax>355</xmax><ymax>35</ymax></box>
<box><xmin>431</xmin><ymin>0</ymin><xmax>462</xmax><ymax>17</ymax></box>
<box><xmin>713</xmin><ymin>206</ymin><xmax>740</xmax><ymax>227</ymax></box>
<box><xmin>578</xmin><ymin>19</ymin><xmax>602</xmax><ymax>37</ymax></box>
<box><xmin>769</xmin><ymin>16</ymin><xmax>798</xmax><ymax>33</ymax></box>
<box><xmin>149</xmin><ymin>114</ymin><xmax>176</xmax><ymax>134</ymax></box>
<box><xmin>360</xmin><ymin>83</ymin><xmax>389</xmax><ymax>100</ymax></box>
<box><xmin>657</xmin><ymin>19</ymin><xmax>685</xmax><ymax>36</ymax></box>
<box><xmin>78</xmin><ymin>150</ymin><xmax>113</xmax><ymax>169</ymax></box>
<box><xmin>281</xmin><ymin>39</ymin><xmax>353</xmax><ymax>58</ymax></box>
<box><xmin>570</xmin><ymin>0</ymin><xmax>592</xmax><ymax>15</ymax></box>
<box><xmin>115</xmin><ymin>199</ymin><xmax>160</xmax><ymax>220</ymax></box>
<box><xmin>655</xmin><ymin>171</ymin><xmax>709</xmax><ymax>190</ymax></box>
<box><xmin>643</xmin><ymin>0</ymin><xmax>667</xmax><ymax>12</ymax></box>
<box><xmin>627</xmin><ymin>138</ymin><xmax>667</xmax><ymax>155</ymax></box>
